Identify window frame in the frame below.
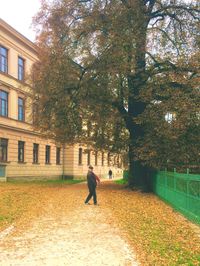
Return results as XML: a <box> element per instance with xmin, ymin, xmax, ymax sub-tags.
<box><xmin>0</xmin><ymin>90</ymin><xmax>8</xmax><ymax>117</ymax></box>
<box><xmin>0</xmin><ymin>138</ymin><xmax>8</xmax><ymax>162</ymax></box>
<box><xmin>18</xmin><ymin>97</ymin><xmax>25</xmax><ymax>121</ymax></box>
<box><xmin>18</xmin><ymin>141</ymin><xmax>25</xmax><ymax>163</ymax></box>
<box><xmin>33</xmin><ymin>143</ymin><xmax>39</xmax><ymax>164</ymax></box>
<box><xmin>78</xmin><ymin>147</ymin><xmax>83</xmax><ymax>165</ymax></box>
<box><xmin>102</xmin><ymin>152</ymin><xmax>104</xmax><ymax>166</ymax></box>
<box><xmin>45</xmin><ymin>145</ymin><xmax>51</xmax><ymax>164</ymax></box>
<box><xmin>95</xmin><ymin>151</ymin><xmax>98</xmax><ymax>166</ymax></box>
<box><xmin>56</xmin><ymin>147</ymin><xmax>61</xmax><ymax>165</ymax></box>
<box><xmin>107</xmin><ymin>152</ymin><xmax>111</xmax><ymax>166</ymax></box>
<box><xmin>18</xmin><ymin>56</ymin><xmax>25</xmax><ymax>81</ymax></box>
<box><xmin>87</xmin><ymin>150</ymin><xmax>91</xmax><ymax>166</ymax></box>
<box><xmin>0</xmin><ymin>46</ymin><xmax>8</xmax><ymax>73</ymax></box>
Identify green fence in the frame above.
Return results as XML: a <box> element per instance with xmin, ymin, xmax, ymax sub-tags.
<box><xmin>152</xmin><ymin>170</ymin><xmax>200</xmax><ymax>224</ymax></box>
<box><xmin>123</xmin><ymin>170</ymin><xmax>129</xmax><ymax>180</ymax></box>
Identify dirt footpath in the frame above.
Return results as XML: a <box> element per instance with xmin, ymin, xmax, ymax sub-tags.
<box><xmin>0</xmin><ymin>182</ymin><xmax>138</xmax><ymax>266</ymax></box>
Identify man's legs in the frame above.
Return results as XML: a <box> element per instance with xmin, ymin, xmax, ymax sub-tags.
<box><xmin>85</xmin><ymin>185</ymin><xmax>97</xmax><ymax>205</ymax></box>
<box><xmin>85</xmin><ymin>192</ymin><xmax>92</xmax><ymax>204</ymax></box>
<box><xmin>85</xmin><ymin>186</ymin><xmax>93</xmax><ymax>204</ymax></box>
<box><xmin>93</xmin><ymin>188</ymin><xmax>97</xmax><ymax>205</ymax></box>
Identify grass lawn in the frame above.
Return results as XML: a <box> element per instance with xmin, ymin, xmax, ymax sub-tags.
<box><xmin>114</xmin><ymin>178</ymin><xmax>128</xmax><ymax>185</ymax></box>
<box><xmin>9</xmin><ymin>179</ymin><xmax>84</xmax><ymax>186</ymax></box>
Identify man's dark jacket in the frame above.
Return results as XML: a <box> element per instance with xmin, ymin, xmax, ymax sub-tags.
<box><xmin>87</xmin><ymin>171</ymin><xmax>97</xmax><ymax>188</ymax></box>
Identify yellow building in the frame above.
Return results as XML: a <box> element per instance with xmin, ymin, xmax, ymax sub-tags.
<box><xmin>0</xmin><ymin>18</ymin><xmax>123</xmax><ymax>181</ymax></box>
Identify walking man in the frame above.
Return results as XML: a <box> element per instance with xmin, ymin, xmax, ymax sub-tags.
<box><xmin>85</xmin><ymin>165</ymin><xmax>100</xmax><ymax>205</ymax></box>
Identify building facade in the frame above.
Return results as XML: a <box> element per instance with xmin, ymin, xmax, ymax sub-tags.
<box><xmin>0</xmin><ymin>19</ymin><xmax>123</xmax><ymax>181</ymax></box>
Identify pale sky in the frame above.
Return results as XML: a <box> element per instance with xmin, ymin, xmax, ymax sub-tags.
<box><xmin>0</xmin><ymin>0</ymin><xmax>41</xmax><ymax>42</ymax></box>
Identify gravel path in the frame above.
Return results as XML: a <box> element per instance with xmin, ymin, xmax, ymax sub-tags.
<box><xmin>0</xmin><ymin>182</ymin><xmax>138</xmax><ymax>266</ymax></box>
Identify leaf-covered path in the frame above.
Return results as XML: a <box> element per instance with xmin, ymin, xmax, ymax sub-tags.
<box><xmin>0</xmin><ymin>181</ymin><xmax>138</xmax><ymax>266</ymax></box>
<box><xmin>0</xmin><ymin>180</ymin><xmax>199</xmax><ymax>265</ymax></box>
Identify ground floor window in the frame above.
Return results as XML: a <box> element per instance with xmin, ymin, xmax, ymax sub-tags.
<box><xmin>0</xmin><ymin>138</ymin><xmax>8</xmax><ymax>162</ymax></box>
<box><xmin>102</xmin><ymin>152</ymin><xmax>104</xmax><ymax>166</ymax></box>
<box><xmin>56</xmin><ymin>147</ymin><xmax>61</xmax><ymax>165</ymax></box>
<box><xmin>45</xmin><ymin>145</ymin><xmax>51</xmax><ymax>164</ymax></box>
<box><xmin>33</xmin><ymin>143</ymin><xmax>39</xmax><ymax>163</ymax></box>
<box><xmin>18</xmin><ymin>141</ymin><xmax>25</xmax><ymax>163</ymax></box>
<box><xmin>87</xmin><ymin>150</ymin><xmax>91</xmax><ymax>166</ymax></box>
<box><xmin>107</xmin><ymin>152</ymin><xmax>111</xmax><ymax>166</ymax></box>
<box><xmin>95</xmin><ymin>151</ymin><xmax>98</xmax><ymax>166</ymax></box>
<box><xmin>78</xmin><ymin>148</ymin><xmax>82</xmax><ymax>165</ymax></box>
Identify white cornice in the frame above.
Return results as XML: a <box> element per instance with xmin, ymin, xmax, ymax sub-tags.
<box><xmin>0</xmin><ymin>73</ymin><xmax>32</xmax><ymax>96</ymax></box>
<box><xmin>0</xmin><ymin>123</ymin><xmax>43</xmax><ymax>137</ymax></box>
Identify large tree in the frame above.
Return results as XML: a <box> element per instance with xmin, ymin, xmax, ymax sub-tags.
<box><xmin>31</xmin><ymin>0</ymin><xmax>200</xmax><ymax>187</ymax></box>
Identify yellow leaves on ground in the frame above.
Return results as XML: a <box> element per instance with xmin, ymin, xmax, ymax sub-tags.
<box><xmin>0</xmin><ymin>181</ymin><xmax>199</xmax><ymax>266</ymax></box>
<box><xmin>0</xmin><ymin>183</ymin><xmax>46</xmax><ymax>232</ymax></box>
<box><xmin>100</xmin><ymin>184</ymin><xmax>200</xmax><ymax>266</ymax></box>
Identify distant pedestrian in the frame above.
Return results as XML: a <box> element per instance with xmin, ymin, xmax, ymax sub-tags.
<box><xmin>85</xmin><ymin>165</ymin><xmax>100</xmax><ymax>205</ymax></box>
<box><xmin>108</xmin><ymin>169</ymin><xmax>113</xmax><ymax>179</ymax></box>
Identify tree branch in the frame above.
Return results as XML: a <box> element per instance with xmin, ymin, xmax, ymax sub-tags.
<box><xmin>151</xmin><ymin>5</ymin><xmax>200</xmax><ymax>20</ymax></box>
<box><xmin>112</xmin><ymin>101</ymin><xmax>132</xmax><ymax>130</ymax></box>
<box><xmin>148</xmin><ymin>26</ymin><xmax>180</xmax><ymax>55</ymax></box>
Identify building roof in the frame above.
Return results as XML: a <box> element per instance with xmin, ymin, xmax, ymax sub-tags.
<box><xmin>0</xmin><ymin>18</ymin><xmax>38</xmax><ymax>55</ymax></box>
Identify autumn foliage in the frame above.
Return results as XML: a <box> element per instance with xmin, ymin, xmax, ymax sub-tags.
<box><xmin>31</xmin><ymin>0</ymin><xmax>200</xmax><ymax>185</ymax></box>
